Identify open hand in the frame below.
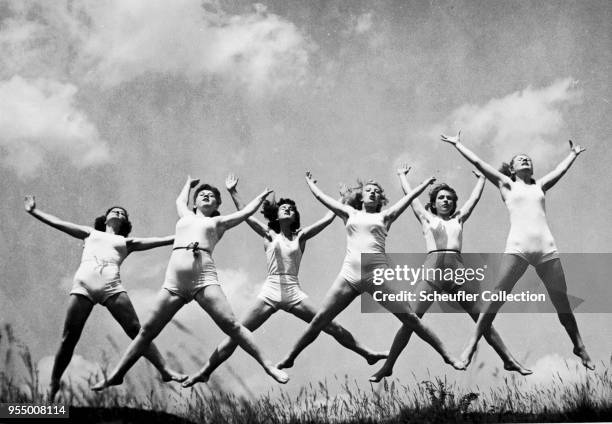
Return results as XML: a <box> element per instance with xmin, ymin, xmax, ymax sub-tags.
<box><xmin>24</xmin><ymin>195</ymin><xmax>36</xmax><ymax>212</ymax></box>
<box><xmin>440</xmin><ymin>130</ymin><xmax>461</xmax><ymax>145</ymax></box>
<box><xmin>397</xmin><ymin>163</ymin><xmax>411</xmax><ymax>175</ymax></box>
<box><xmin>305</xmin><ymin>171</ymin><xmax>317</xmax><ymax>184</ymax></box>
<box><xmin>225</xmin><ymin>173</ymin><xmax>239</xmax><ymax>191</ymax></box>
<box><xmin>569</xmin><ymin>140</ymin><xmax>586</xmax><ymax>155</ymax></box>
<box><xmin>187</xmin><ymin>175</ymin><xmax>200</xmax><ymax>188</ymax></box>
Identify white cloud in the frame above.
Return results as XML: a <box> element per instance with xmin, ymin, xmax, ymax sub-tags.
<box><xmin>354</xmin><ymin>13</ymin><xmax>373</xmax><ymax>34</ymax></box>
<box><xmin>430</xmin><ymin>79</ymin><xmax>582</xmax><ymax>167</ymax></box>
<box><xmin>0</xmin><ymin>76</ymin><xmax>110</xmax><ymax>178</ymax></box>
<box><xmin>0</xmin><ymin>0</ymin><xmax>311</xmax><ymax>94</ymax></box>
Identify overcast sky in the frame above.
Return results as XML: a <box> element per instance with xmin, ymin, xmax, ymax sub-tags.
<box><xmin>1</xmin><ymin>0</ymin><xmax>611</xmax><ymax>401</ymax></box>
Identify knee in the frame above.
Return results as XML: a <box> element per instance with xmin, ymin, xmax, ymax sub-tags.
<box><xmin>220</xmin><ymin>319</ymin><xmax>242</xmax><ymax>337</ymax></box>
<box><xmin>323</xmin><ymin>321</ymin><xmax>343</xmax><ymax>335</ymax></box>
<box><xmin>139</xmin><ymin>323</ymin><xmax>158</xmax><ymax>341</ymax></box>
<box><xmin>124</xmin><ymin>322</ymin><xmax>141</xmax><ymax>339</ymax></box>
<box><xmin>399</xmin><ymin>313</ymin><xmax>420</xmax><ymax>328</ymax></box>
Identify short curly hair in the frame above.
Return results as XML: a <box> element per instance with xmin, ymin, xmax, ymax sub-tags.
<box><xmin>341</xmin><ymin>180</ymin><xmax>388</xmax><ymax>212</ymax></box>
<box><xmin>192</xmin><ymin>183</ymin><xmax>221</xmax><ymax>217</ymax></box>
<box><xmin>261</xmin><ymin>198</ymin><xmax>301</xmax><ymax>233</ymax></box>
<box><xmin>94</xmin><ymin>206</ymin><xmax>132</xmax><ymax>237</ymax></box>
<box><xmin>426</xmin><ymin>184</ymin><xmax>458</xmax><ymax>216</ymax></box>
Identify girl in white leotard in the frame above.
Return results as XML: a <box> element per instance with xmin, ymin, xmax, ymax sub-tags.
<box><xmin>24</xmin><ymin>196</ymin><xmax>185</xmax><ymax>401</ymax></box>
<box><xmin>277</xmin><ymin>171</ymin><xmax>466</xmax><ymax>371</ymax></box>
<box><xmin>370</xmin><ymin>165</ymin><xmax>531</xmax><ymax>382</ymax></box>
<box><xmin>92</xmin><ymin>176</ymin><xmax>289</xmax><ymax>391</ymax></box>
<box><xmin>440</xmin><ymin>132</ymin><xmax>594</xmax><ymax>370</ymax></box>
<box><xmin>182</xmin><ymin>175</ymin><xmax>388</xmax><ymax>387</ymax></box>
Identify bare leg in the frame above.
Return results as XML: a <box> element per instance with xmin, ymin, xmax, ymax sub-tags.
<box><xmin>369</xmin><ymin>279</ymin><xmax>434</xmax><ymax>382</ymax></box>
<box><xmin>182</xmin><ymin>298</ymin><xmax>276</xmax><ymax>387</ymax></box>
<box><xmin>289</xmin><ymin>297</ymin><xmax>388</xmax><ymax>365</ymax></box>
<box><xmin>277</xmin><ymin>275</ymin><xmax>359</xmax><ymax>369</ymax></box>
<box><xmin>460</xmin><ymin>254</ymin><xmax>529</xmax><ymax>367</ymax></box>
<box><xmin>194</xmin><ymin>285</ymin><xmax>288</xmax><ymax>384</ymax></box>
<box><xmin>91</xmin><ymin>289</ymin><xmax>185</xmax><ymax>390</ymax></box>
<box><xmin>457</xmin><ymin>283</ymin><xmax>532</xmax><ymax>375</ymax></box>
<box><xmin>373</xmin><ymin>281</ymin><xmax>464</xmax><ymax>370</ymax></box>
<box><xmin>104</xmin><ymin>292</ymin><xmax>187</xmax><ymax>383</ymax></box>
<box><xmin>49</xmin><ymin>294</ymin><xmax>94</xmax><ymax>401</ymax></box>
<box><xmin>536</xmin><ymin>259</ymin><xmax>594</xmax><ymax>370</ymax></box>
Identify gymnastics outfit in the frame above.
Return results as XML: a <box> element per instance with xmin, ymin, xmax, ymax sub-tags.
<box><xmin>420</xmin><ymin>215</ymin><xmax>465</xmax><ymax>292</ymax></box>
<box><xmin>162</xmin><ymin>215</ymin><xmax>221</xmax><ymax>301</ymax></box>
<box><xmin>70</xmin><ymin>230</ymin><xmax>128</xmax><ymax>304</ymax></box>
<box><xmin>257</xmin><ymin>233</ymin><xmax>308</xmax><ymax>311</ymax></box>
<box><xmin>340</xmin><ymin>211</ymin><xmax>389</xmax><ymax>293</ymax></box>
<box><xmin>503</xmin><ymin>183</ymin><xmax>559</xmax><ymax>266</ymax></box>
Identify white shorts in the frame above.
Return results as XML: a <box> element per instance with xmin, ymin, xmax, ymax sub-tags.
<box><xmin>257</xmin><ymin>275</ymin><xmax>308</xmax><ymax>311</ymax></box>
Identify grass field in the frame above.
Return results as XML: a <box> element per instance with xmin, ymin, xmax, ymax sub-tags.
<box><xmin>1</xmin><ymin>323</ymin><xmax>610</xmax><ymax>423</ymax></box>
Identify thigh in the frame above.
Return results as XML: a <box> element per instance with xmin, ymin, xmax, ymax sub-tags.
<box><xmin>194</xmin><ymin>285</ymin><xmax>239</xmax><ymax>328</ymax></box>
<box><xmin>535</xmin><ymin>258</ymin><xmax>571</xmax><ymax>310</ymax></box>
<box><xmin>239</xmin><ymin>298</ymin><xmax>276</xmax><ymax>332</ymax></box>
<box><xmin>494</xmin><ymin>254</ymin><xmax>530</xmax><ymax>291</ymax></box>
<box><xmin>289</xmin><ymin>297</ymin><xmax>319</xmax><ymax>322</ymax></box>
<box><xmin>314</xmin><ymin>275</ymin><xmax>360</xmax><ymax>323</ymax></box>
<box><xmin>411</xmin><ymin>279</ymin><xmax>435</xmax><ymax>316</ymax></box>
<box><xmin>63</xmin><ymin>294</ymin><xmax>95</xmax><ymax>333</ymax></box>
<box><xmin>104</xmin><ymin>292</ymin><xmax>141</xmax><ymax>329</ymax></box>
<box><xmin>140</xmin><ymin>289</ymin><xmax>185</xmax><ymax>335</ymax></box>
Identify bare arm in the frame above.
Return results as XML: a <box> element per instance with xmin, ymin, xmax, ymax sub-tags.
<box><xmin>127</xmin><ymin>235</ymin><xmax>174</xmax><ymax>253</ymax></box>
<box><xmin>396</xmin><ymin>163</ymin><xmax>429</xmax><ymax>223</ymax></box>
<box><xmin>24</xmin><ymin>195</ymin><xmax>91</xmax><ymax>239</ymax></box>
<box><xmin>441</xmin><ymin>131</ymin><xmax>512</xmax><ymax>188</ymax></box>
<box><xmin>218</xmin><ymin>188</ymin><xmax>273</xmax><ymax>231</ymax></box>
<box><xmin>305</xmin><ymin>171</ymin><xmax>353</xmax><ymax>220</ymax></box>
<box><xmin>457</xmin><ymin>170</ymin><xmax>485</xmax><ymax>223</ymax></box>
<box><xmin>176</xmin><ymin>176</ymin><xmax>200</xmax><ymax>218</ymax></box>
<box><xmin>300</xmin><ymin>210</ymin><xmax>336</xmax><ymax>242</ymax></box>
<box><xmin>538</xmin><ymin>140</ymin><xmax>585</xmax><ymax>192</ymax></box>
<box><xmin>383</xmin><ymin>176</ymin><xmax>436</xmax><ymax>227</ymax></box>
<box><xmin>225</xmin><ymin>174</ymin><xmax>271</xmax><ymax>240</ymax></box>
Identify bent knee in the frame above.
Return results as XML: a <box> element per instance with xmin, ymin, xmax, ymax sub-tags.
<box><xmin>220</xmin><ymin>320</ymin><xmax>242</xmax><ymax>337</ymax></box>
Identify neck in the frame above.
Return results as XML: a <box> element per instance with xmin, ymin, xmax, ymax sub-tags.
<box><xmin>105</xmin><ymin>224</ymin><xmax>120</xmax><ymax>235</ymax></box>
<box><xmin>515</xmin><ymin>171</ymin><xmax>532</xmax><ymax>183</ymax></box>
<box><xmin>279</xmin><ymin>222</ymin><xmax>293</xmax><ymax>237</ymax></box>
<box><xmin>363</xmin><ymin>204</ymin><xmax>378</xmax><ymax>213</ymax></box>
<box><xmin>197</xmin><ymin>207</ymin><xmax>215</xmax><ymax>217</ymax></box>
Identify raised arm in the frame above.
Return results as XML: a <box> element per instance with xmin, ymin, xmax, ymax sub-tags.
<box><xmin>383</xmin><ymin>176</ymin><xmax>436</xmax><ymax>227</ymax></box>
<box><xmin>305</xmin><ymin>171</ymin><xmax>353</xmax><ymax>221</ymax></box>
<box><xmin>396</xmin><ymin>163</ymin><xmax>429</xmax><ymax>223</ymax></box>
<box><xmin>218</xmin><ymin>188</ymin><xmax>273</xmax><ymax>231</ymax></box>
<box><xmin>24</xmin><ymin>195</ymin><xmax>91</xmax><ymax>239</ymax></box>
<box><xmin>176</xmin><ymin>176</ymin><xmax>200</xmax><ymax>218</ymax></box>
<box><xmin>441</xmin><ymin>131</ymin><xmax>512</xmax><ymax>188</ymax></box>
<box><xmin>538</xmin><ymin>140</ymin><xmax>585</xmax><ymax>192</ymax></box>
<box><xmin>457</xmin><ymin>170</ymin><xmax>485</xmax><ymax>223</ymax></box>
<box><xmin>225</xmin><ymin>174</ymin><xmax>271</xmax><ymax>240</ymax></box>
<box><xmin>300</xmin><ymin>210</ymin><xmax>336</xmax><ymax>242</ymax></box>
<box><xmin>126</xmin><ymin>235</ymin><xmax>174</xmax><ymax>253</ymax></box>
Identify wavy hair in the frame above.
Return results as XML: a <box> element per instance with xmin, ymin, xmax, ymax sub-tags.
<box><xmin>426</xmin><ymin>184</ymin><xmax>458</xmax><ymax>216</ymax></box>
<box><xmin>94</xmin><ymin>206</ymin><xmax>132</xmax><ymax>237</ymax></box>
<box><xmin>499</xmin><ymin>154</ymin><xmax>536</xmax><ymax>184</ymax></box>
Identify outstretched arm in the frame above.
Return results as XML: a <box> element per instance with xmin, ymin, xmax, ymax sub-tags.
<box><xmin>383</xmin><ymin>176</ymin><xmax>436</xmax><ymax>227</ymax></box>
<box><xmin>127</xmin><ymin>235</ymin><xmax>174</xmax><ymax>253</ymax></box>
<box><xmin>24</xmin><ymin>195</ymin><xmax>91</xmax><ymax>239</ymax></box>
<box><xmin>225</xmin><ymin>174</ymin><xmax>271</xmax><ymax>240</ymax></box>
<box><xmin>538</xmin><ymin>140</ymin><xmax>585</xmax><ymax>192</ymax></box>
<box><xmin>176</xmin><ymin>176</ymin><xmax>200</xmax><ymax>218</ymax></box>
<box><xmin>218</xmin><ymin>188</ymin><xmax>273</xmax><ymax>231</ymax></box>
<box><xmin>457</xmin><ymin>171</ymin><xmax>485</xmax><ymax>223</ymax></box>
<box><xmin>305</xmin><ymin>171</ymin><xmax>353</xmax><ymax>221</ymax></box>
<box><xmin>396</xmin><ymin>163</ymin><xmax>429</xmax><ymax>223</ymax></box>
<box><xmin>300</xmin><ymin>210</ymin><xmax>335</xmax><ymax>242</ymax></box>
<box><xmin>441</xmin><ymin>131</ymin><xmax>512</xmax><ymax>188</ymax></box>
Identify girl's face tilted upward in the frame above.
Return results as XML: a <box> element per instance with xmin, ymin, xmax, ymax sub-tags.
<box><xmin>195</xmin><ymin>190</ymin><xmax>219</xmax><ymax>211</ymax></box>
<box><xmin>277</xmin><ymin>203</ymin><xmax>297</xmax><ymax>223</ymax></box>
<box><xmin>105</xmin><ymin>207</ymin><xmax>128</xmax><ymax>225</ymax></box>
<box><xmin>435</xmin><ymin>190</ymin><xmax>455</xmax><ymax>217</ymax></box>
<box><xmin>362</xmin><ymin>184</ymin><xmax>383</xmax><ymax>209</ymax></box>
<box><xmin>511</xmin><ymin>154</ymin><xmax>534</xmax><ymax>176</ymax></box>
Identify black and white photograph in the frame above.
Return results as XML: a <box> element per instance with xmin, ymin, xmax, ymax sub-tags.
<box><xmin>1</xmin><ymin>1</ymin><xmax>611</xmax><ymax>423</ymax></box>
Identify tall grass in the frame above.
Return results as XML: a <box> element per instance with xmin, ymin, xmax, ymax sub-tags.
<box><xmin>1</xmin><ymin>323</ymin><xmax>610</xmax><ymax>423</ymax></box>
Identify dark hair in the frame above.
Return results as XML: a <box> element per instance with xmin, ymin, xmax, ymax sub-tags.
<box><xmin>94</xmin><ymin>206</ymin><xmax>132</xmax><ymax>237</ymax></box>
<box><xmin>426</xmin><ymin>184</ymin><xmax>458</xmax><ymax>216</ymax></box>
<box><xmin>499</xmin><ymin>154</ymin><xmax>536</xmax><ymax>184</ymax></box>
<box><xmin>261</xmin><ymin>198</ymin><xmax>301</xmax><ymax>233</ymax></box>
<box><xmin>341</xmin><ymin>179</ymin><xmax>389</xmax><ymax>212</ymax></box>
<box><xmin>192</xmin><ymin>184</ymin><xmax>222</xmax><ymax>217</ymax></box>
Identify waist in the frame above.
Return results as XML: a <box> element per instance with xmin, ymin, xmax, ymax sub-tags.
<box><xmin>265</xmin><ymin>274</ymin><xmax>300</xmax><ymax>284</ymax></box>
<box><xmin>427</xmin><ymin>249</ymin><xmax>461</xmax><ymax>254</ymax></box>
<box><xmin>173</xmin><ymin>242</ymin><xmax>212</xmax><ymax>254</ymax></box>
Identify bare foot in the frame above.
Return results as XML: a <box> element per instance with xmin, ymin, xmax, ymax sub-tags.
<box><xmin>369</xmin><ymin>365</ymin><xmax>392</xmax><ymax>383</ymax></box>
<box><xmin>181</xmin><ymin>373</ymin><xmax>209</xmax><ymax>388</ymax></box>
<box><xmin>366</xmin><ymin>351</ymin><xmax>389</xmax><ymax>365</ymax></box>
<box><xmin>446</xmin><ymin>357</ymin><xmax>466</xmax><ymax>371</ymax></box>
<box><xmin>459</xmin><ymin>343</ymin><xmax>477</xmax><ymax>369</ymax></box>
<box><xmin>47</xmin><ymin>381</ymin><xmax>61</xmax><ymax>402</ymax></box>
<box><xmin>276</xmin><ymin>357</ymin><xmax>294</xmax><ymax>370</ymax></box>
<box><xmin>161</xmin><ymin>368</ymin><xmax>188</xmax><ymax>383</ymax></box>
<box><xmin>574</xmin><ymin>347</ymin><xmax>595</xmax><ymax>370</ymax></box>
<box><xmin>504</xmin><ymin>361</ymin><xmax>533</xmax><ymax>376</ymax></box>
<box><xmin>91</xmin><ymin>375</ymin><xmax>123</xmax><ymax>392</ymax></box>
<box><xmin>265</xmin><ymin>361</ymin><xmax>289</xmax><ymax>384</ymax></box>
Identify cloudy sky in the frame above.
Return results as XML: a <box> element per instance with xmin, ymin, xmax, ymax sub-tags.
<box><xmin>1</xmin><ymin>0</ymin><xmax>611</xmax><ymax>401</ymax></box>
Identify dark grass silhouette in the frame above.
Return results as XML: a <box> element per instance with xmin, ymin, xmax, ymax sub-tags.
<box><xmin>1</xmin><ymin>323</ymin><xmax>611</xmax><ymax>423</ymax></box>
